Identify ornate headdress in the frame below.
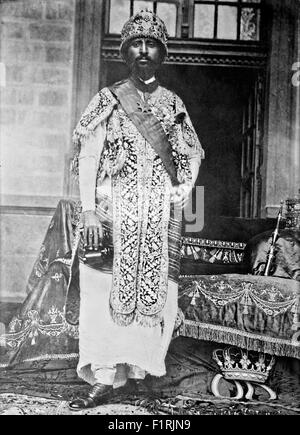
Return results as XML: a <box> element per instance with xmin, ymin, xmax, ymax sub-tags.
<box><xmin>120</xmin><ymin>10</ymin><xmax>168</xmax><ymax>59</ymax></box>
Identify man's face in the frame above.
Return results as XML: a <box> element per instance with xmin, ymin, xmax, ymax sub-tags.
<box><xmin>125</xmin><ymin>37</ymin><xmax>164</xmax><ymax>75</ymax></box>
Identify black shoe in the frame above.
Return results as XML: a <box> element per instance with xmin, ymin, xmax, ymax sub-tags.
<box><xmin>69</xmin><ymin>383</ymin><xmax>113</xmax><ymax>411</ymax></box>
<box><xmin>126</xmin><ymin>378</ymin><xmax>144</xmax><ymax>392</ymax></box>
<box><xmin>113</xmin><ymin>378</ymin><xmax>144</xmax><ymax>397</ymax></box>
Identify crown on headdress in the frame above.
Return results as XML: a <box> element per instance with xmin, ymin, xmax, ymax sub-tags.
<box><xmin>213</xmin><ymin>347</ymin><xmax>275</xmax><ymax>384</ymax></box>
<box><xmin>120</xmin><ymin>10</ymin><xmax>168</xmax><ymax>58</ymax></box>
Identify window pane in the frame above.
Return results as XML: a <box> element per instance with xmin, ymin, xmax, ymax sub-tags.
<box><xmin>194</xmin><ymin>4</ymin><xmax>215</xmax><ymax>39</ymax></box>
<box><xmin>156</xmin><ymin>3</ymin><xmax>177</xmax><ymax>37</ymax></box>
<box><xmin>217</xmin><ymin>6</ymin><xmax>237</xmax><ymax>40</ymax></box>
<box><xmin>133</xmin><ymin>1</ymin><xmax>154</xmax><ymax>14</ymax></box>
<box><xmin>109</xmin><ymin>0</ymin><xmax>131</xmax><ymax>34</ymax></box>
<box><xmin>241</xmin><ymin>8</ymin><xmax>261</xmax><ymax>41</ymax></box>
<box><xmin>217</xmin><ymin>0</ymin><xmax>237</xmax><ymax>2</ymax></box>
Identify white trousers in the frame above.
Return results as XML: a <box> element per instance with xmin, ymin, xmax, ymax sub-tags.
<box><xmin>77</xmin><ymin>264</ymin><xmax>178</xmax><ymax>387</ymax></box>
<box><xmin>92</xmin><ymin>364</ymin><xmax>146</xmax><ymax>388</ymax></box>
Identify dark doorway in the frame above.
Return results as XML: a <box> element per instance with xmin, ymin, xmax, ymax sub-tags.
<box><xmin>101</xmin><ymin>61</ymin><xmax>259</xmax><ymax>220</ymax></box>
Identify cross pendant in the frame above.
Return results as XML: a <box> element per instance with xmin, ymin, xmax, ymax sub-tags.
<box><xmin>137</xmin><ymin>101</ymin><xmax>152</xmax><ymax>114</ymax></box>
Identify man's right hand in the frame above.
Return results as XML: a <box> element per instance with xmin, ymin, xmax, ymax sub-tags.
<box><xmin>81</xmin><ymin>210</ymin><xmax>104</xmax><ymax>251</ymax></box>
<box><xmin>170</xmin><ymin>183</ymin><xmax>191</xmax><ymax>209</ymax></box>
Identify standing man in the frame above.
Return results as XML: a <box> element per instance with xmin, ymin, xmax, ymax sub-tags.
<box><xmin>69</xmin><ymin>10</ymin><xmax>204</xmax><ymax>410</ymax></box>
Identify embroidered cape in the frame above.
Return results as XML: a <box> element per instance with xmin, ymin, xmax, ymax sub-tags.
<box><xmin>71</xmin><ymin>83</ymin><xmax>204</xmax><ymax>328</ymax></box>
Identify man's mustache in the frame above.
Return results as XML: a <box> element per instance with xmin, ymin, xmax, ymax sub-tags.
<box><xmin>126</xmin><ymin>54</ymin><xmax>161</xmax><ymax>70</ymax></box>
<box><xmin>135</xmin><ymin>55</ymin><xmax>152</xmax><ymax>62</ymax></box>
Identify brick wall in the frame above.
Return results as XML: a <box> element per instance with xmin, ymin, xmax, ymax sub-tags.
<box><xmin>0</xmin><ymin>0</ymin><xmax>75</xmax><ymax>198</ymax></box>
<box><xmin>0</xmin><ymin>0</ymin><xmax>76</xmax><ymax>302</ymax></box>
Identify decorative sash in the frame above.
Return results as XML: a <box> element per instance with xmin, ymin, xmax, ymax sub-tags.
<box><xmin>109</xmin><ymin>79</ymin><xmax>180</xmax><ymax>186</ymax></box>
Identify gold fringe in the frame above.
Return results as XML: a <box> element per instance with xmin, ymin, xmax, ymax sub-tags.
<box><xmin>109</xmin><ymin>305</ymin><xmax>164</xmax><ymax>330</ymax></box>
<box><xmin>134</xmin><ymin>311</ymin><xmax>164</xmax><ymax>331</ymax></box>
<box><xmin>178</xmin><ymin>320</ymin><xmax>300</xmax><ymax>359</ymax></box>
<box><xmin>109</xmin><ymin>305</ymin><xmax>135</xmax><ymax>326</ymax></box>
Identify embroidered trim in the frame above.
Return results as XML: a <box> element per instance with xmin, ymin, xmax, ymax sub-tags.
<box><xmin>0</xmin><ymin>353</ymin><xmax>78</xmax><ymax>368</ymax></box>
<box><xmin>183</xmin><ymin>278</ymin><xmax>299</xmax><ymax>317</ymax></box>
<box><xmin>109</xmin><ymin>111</ymin><xmax>172</xmax><ymax>326</ymax></box>
<box><xmin>71</xmin><ymin>88</ymin><xmax>117</xmax><ymax>178</ymax></box>
<box><xmin>0</xmin><ymin>309</ymin><xmax>79</xmax><ymax>349</ymax></box>
<box><xmin>182</xmin><ymin>237</ymin><xmax>246</xmax><ymax>250</ymax></box>
<box><xmin>23</xmin><ymin>353</ymin><xmax>78</xmax><ymax>362</ymax></box>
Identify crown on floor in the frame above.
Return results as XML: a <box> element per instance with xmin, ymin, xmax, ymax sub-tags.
<box><xmin>120</xmin><ymin>10</ymin><xmax>168</xmax><ymax>58</ymax></box>
<box><xmin>212</xmin><ymin>347</ymin><xmax>275</xmax><ymax>384</ymax></box>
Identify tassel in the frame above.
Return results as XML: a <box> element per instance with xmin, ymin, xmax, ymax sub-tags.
<box><xmin>241</xmin><ymin>293</ymin><xmax>252</xmax><ymax>315</ymax></box>
<box><xmin>291</xmin><ymin>301</ymin><xmax>300</xmax><ymax>330</ymax></box>
<box><xmin>191</xmin><ymin>245</ymin><xmax>201</xmax><ymax>261</ymax></box>
<box><xmin>186</xmin><ymin>246</ymin><xmax>193</xmax><ymax>256</ymax></box>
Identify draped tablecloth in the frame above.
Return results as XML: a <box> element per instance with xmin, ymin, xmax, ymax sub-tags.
<box><xmin>177</xmin><ymin>274</ymin><xmax>300</xmax><ymax>359</ymax></box>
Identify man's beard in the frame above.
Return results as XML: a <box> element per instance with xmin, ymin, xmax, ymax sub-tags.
<box><xmin>129</xmin><ymin>55</ymin><xmax>161</xmax><ymax>79</ymax></box>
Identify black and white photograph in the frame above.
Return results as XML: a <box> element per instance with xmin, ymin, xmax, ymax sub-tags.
<box><xmin>0</xmin><ymin>0</ymin><xmax>299</xmax><ymax>419</ymax></box>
